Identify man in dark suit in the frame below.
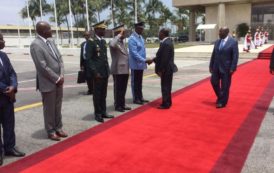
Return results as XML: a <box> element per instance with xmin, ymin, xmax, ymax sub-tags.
<box><xmin>0</xmin><ymin>33</ymin><xmax>25</xmax><ymax>166</ymax></box>
<box><xmin>80</xmin><ymin>31</ymin><xmax>93</xmax><ymax>95</ymax></box>
<box><xmin>209</xmin><ymin>27</ymin><xmax>239</xmax><ymax>108</ymax></box>
<box><xmin>30</xmin><ymin>21</ymin><xmax>68</xmax><ymax>141</ymax></box>
<box><xmin>86</xmin><ymin>21</ymin><xmax>114</xmax><ymax>123</ymax></box>
<box><xmin>147</xmin><ymin>28</ymin><xmax>176</xmax><ymax>109</ymax></box>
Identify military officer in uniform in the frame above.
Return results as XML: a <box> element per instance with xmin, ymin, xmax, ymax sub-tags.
<box><xmin>128</xmin><ymin>21</ymin><xmax>149</xmax><ymax>105</ymax></box>
<box><xmin>86</xmin><ymin>21</ymin><xmax>114</xmax><ymax>123</ymax></box>
<box><xmin>109</xmin><ymin>25</ymin><xmax>132</xmax><ymax>112</ymax></box>
<box><xmin>80</xmin><ymin>31</ymin><xmax>93</xmax><ymax>95</ymax></box>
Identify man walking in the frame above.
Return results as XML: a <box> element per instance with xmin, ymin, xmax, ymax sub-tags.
<box><xmin>80</xmin><ymin>31</ymin><xmax>93</xmax><ymax>95</ymax></box>
<box><xmin>0</xmin><ymin>33</ymin><xmax>25</xmax><ymax>165</ymax></box>
<box><xmin>209</xmin><ymin>27</ymin><xmax>239</xmax><ymax>108</ymax></box>
<box><xmin>86</xmin><ymin>21</ymin><xmax>114</xmax><ymax>123</ymax></box>
<box><xmin>128</xmin><ymin>21</ymin><xmax>149</xmax><ymax>105</ymax></box>
<box><xmin>147</xmin><ymin>28</ymin><xmax>176</xmax><ymax>109</ymax></box>
<box><xmin>30</xmin><ymin>21</ymin><xmax>67</xmax><ymax>141</ymax></box>
<box><xmin>109</xmin><ymin>25</ymin><xmax>131</xmax><ymax>112</ymax></box>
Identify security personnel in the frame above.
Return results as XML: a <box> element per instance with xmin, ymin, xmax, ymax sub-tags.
<box><xmin>86</xmin><ymin>21</ymin><xmax>114</xmax><ymax>123</ymax></box>
<box><xmin>80</xmin><ymin>31</ymin><xmax>93</xmax><ymax>95</ymax></box>
<box><xmin>128</xmin><ymin>21</ymin><xmax>149</xmax><ymax>105</ymax></box>
<box><xmin>109</xmin><ymin>25</ymin><xmax>131</xmax><ymax>112</ymax></box>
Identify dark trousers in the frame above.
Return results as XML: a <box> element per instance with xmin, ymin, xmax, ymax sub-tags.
<box><xmin>131</xmin><ymin>69</ymin><xmax>144</xmax><ymax>102</ymax></box>
<box><xmin>93</xmin><ymin>77</ymin><xmax>108</xmax><ymax>116</ymax></box>
<box><xmin>86</xmin><ymin>79</ymin><xmax>93</xmax><ymax>94</ymax></box>
<box><xmin>84</xmin><ymin>62</ymin><xmax>93</xmax><ymax>94</ymax></box>
<box><xmin>113</xmin><ymin>74</ymin><xmax>129</xmax><ymax>109</ymax></box>
<box><xmin>0</xmin><ymin>95</ymin><xmax>15</xmax><ymax>152</ymax></box>
<box><xmin>161</xmin><ymin>70</ymin><xmax>173</xmax><ymax>107</ymax></box>
<box><xmin>210</xmin><ymin>70</ymin><xmax>232</xmax><ymax>105</ymax></box>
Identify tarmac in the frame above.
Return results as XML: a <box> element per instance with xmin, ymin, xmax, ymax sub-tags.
<box><xmin>1</xmin><ymin>43</ymin><xmax>274</xmax><ymax>172</ymax></box>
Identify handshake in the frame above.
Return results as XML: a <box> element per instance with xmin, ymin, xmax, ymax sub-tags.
<box><xmin>145</xmin><ymin>58</ymin><xmax>154</xmax><ymax>65</ymax></box>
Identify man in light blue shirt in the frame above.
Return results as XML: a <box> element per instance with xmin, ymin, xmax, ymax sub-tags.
<box><xmin>128</xmin><ymin>22</ymin><xmax>149</xmax><ymax>105</ymax></box>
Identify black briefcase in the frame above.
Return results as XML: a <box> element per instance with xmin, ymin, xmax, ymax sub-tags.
<box><xmin>77</xmin><ymin>70</ymin><xmax>86</xmax><ymax>83</ymax></box>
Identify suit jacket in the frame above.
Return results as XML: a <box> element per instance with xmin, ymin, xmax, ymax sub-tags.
<box><xmin>0</xmin><ymin>51</ymin><xmax>17</xmax><ymax>93</ymax></box>
<box><xmin>30</xmin><ymin>37</ymin><xmax>64</xmax><ymax>92</ymax></box>
<box><xmin>269</xmin><ymin>48</ymin><xmax>274</xmax><ymax>70</ymax></box>
<box><xmin>128</xmin><ymin>32</ymin><xmax>147</xmax><ymax>70</ymax></box>
<box><xmin>209</xmin><ymin>36</ymin><xmax>239</xmax><ymax>73</ymax></box>
<box><xmin>86</xmin><ymin>36</ymin><xmax>110</xmax><ymax>78</ymax></box>
<box><xmin>109</xmin><ymin>35</ymin><xmax>129</xmax><ymax>75</ymax></box>
<box><xmin>154</xmin><ymin>38</ymin><xmax>175</xmax><ymax>74</ymax></box>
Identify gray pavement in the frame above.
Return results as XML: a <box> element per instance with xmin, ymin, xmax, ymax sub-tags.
<box><xmin>1</xmin><ymin>44</ymin><xmax>273</xmax><ymax>172</ymax></box>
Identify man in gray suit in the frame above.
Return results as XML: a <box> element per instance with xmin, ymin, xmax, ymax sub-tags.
<box><xmin>30</xmin><ymin>21</ymin><xmax>68</xmax><ymax>141</ymax></box>
<box><xmin>109</xmin><ymin>25</ymin><xmax>131</xmax><ymax>112</ymax></box>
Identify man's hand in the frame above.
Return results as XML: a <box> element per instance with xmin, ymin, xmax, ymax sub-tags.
<box><xmin>80</xmin><ymin>66</ymin><xmax>84</xmax><ymax>71</ymax></box>
<box><xmin>209</xmin><ymin>68</ymin><xmax>213</xmax><ymax>73</ymax></box>
<box><xmin>146</xmin><ymin>59</ymin><xmax>154</xmax><ymax>65</ymax></box>
<box><xmin>270</xmin><ymin>69</ymin><xmax>274</xmax><ymax>75</ymax></box>
<box><xmin>94</xmin><ymin>73</ymin><xmax>102</xmax><ymax>80</ymax></box>
<box><xmin>230</xmin><ymin>70</ymin><xmax>235</xmax><ymax>75</ymax></box>
<box><xmin>57</xmin><ymin>76</ymin><xmax>64</xmax><ymax>86</ymax></box>
<box><xmin>157</xmin><ymin>72</ymin><xmax>162</xmax><ymax>77</ymax></box>
<box><xmin>5</xmin><ymin>86</ymin><xmax>16</xmax><ymax>102</ymax></box>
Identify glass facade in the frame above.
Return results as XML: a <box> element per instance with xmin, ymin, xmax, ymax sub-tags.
<box><xmin>251</xmin><ymin>2</ymin><xmax>274</xmax><ymax>40</ymax></box>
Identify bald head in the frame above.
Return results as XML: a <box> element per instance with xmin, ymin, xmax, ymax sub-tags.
<box><xmin>36</xmin><ymin>21</ymin><xmax>52</xmax><ymax>39</ymax></box>
<box><xmin>219</xmin><ymin>27</ymin><xmax>229</xmax><ymax>39</ymax></box>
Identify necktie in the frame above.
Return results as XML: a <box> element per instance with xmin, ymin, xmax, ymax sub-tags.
<box><xmin>219</xmin><ymin>39</ymin><xmax>225</xmax><ymax>50</ymax></box>
<box><xmin>46</xmin><ymin>40</ymin><xmax>59</xmax><ymax>60</ymax></box>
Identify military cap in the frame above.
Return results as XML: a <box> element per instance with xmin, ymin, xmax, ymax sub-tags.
<box><xmin>112</xmin><ymin>24</ymin><xmax>124</xmax><ymax>32</ymax></box>
<box><xmin>92</xmin><ymin>21</ymin><xmax>107</xmax><ymax>29</ymax></box>
<box><xmin>134</xmin><ymin>21</ymin><xmax>145</xmax><ymax>28</ymax></box>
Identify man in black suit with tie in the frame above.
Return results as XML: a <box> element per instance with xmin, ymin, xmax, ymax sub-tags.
<box><xmin>80</xmin><ymin>31</ymin><xmax>93</xmax><ymax>95</ymax></box>
<box><xmin>0</xmin><ymin>33</ymin><xmax>25</xmax><ymax>166</ymax></box>
<box><xmin>209</xmin><ymin>27</ymin><xmax>239</xmax><ymax>108</ymax></box>
<box><xmin>147</xmin><ymin>28</ymin><xmax>176</xmax><ymax>109</ymax></box>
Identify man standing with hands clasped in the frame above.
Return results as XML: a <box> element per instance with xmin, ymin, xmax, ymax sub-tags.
<box><xmin>209</xmin><ymin>27</ymin><xmax>239</xmax><ymax>108</ymax></box>
<box><xmin>0</xmin><ymin>33</ymin><xmax>25</xmax><ymax>166</ymax></box>
<box><xmin>30</xmin><ymin>21</ymin><xmax>68</xmax><ymax>141</ymax></box>
<box><xmin>146</xmin><ymin>28</ymin><xmax>176</xmax><ymax>109</ymax></box>
<box><xmin>86</xmin><ymin>21</ymin><xmax>114</xmax><ymax>123</ymax></box>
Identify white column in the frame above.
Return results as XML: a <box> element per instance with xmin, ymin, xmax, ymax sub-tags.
<box><xmin>218</xmin><ymin>3</ymin><xmax>226</xmax><ymax>28</ymax></box>
<box><xmin>85</xmin><ymin>0</ymin><xmax>90</xmax><ymax>31</ymax></box>
<box><xmin>68</xmin><ymin>0</ymin><xmax>74</xmax><ymax>48</ymax></box>
<box><xmin>53</xmin><ymin>0</ymin><xmax>59</xmax><ymax>47</ymax></box>
<box><xmin>39</xmin><ymin>0</ymin><xmax>43</xmax><ymax>20</ymax></box>
<box><xmin>26</xmin><ymin>0</ymin><xmax>32</xmax><ymax>40</ymax></box>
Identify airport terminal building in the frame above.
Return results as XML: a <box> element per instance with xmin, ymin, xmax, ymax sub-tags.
<box><xmin>173</xmin><ymin>0</ymin><xmax>274</xmax><ymax>42</ymax></box>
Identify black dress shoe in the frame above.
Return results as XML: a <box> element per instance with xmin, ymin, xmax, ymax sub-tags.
<box><xmin>133</xmin><ymin>100</ymin><xmax>143</xmax><ymax>105</ymax></box>
<box><xmin>216</xmin><ymin>103</ymin><xmax>225</xmax><ymax>108</ymax></box>
<box><xmin>115</xmin><ymin>107</ymin><xmax>125</xmax><ymax>112</ymax></box>
<box><xmin>123</xmin><ymin>106</ymin><xmax>132</xmax><ymax>110</ymax></box>
<box><xmin>0</xmin><ymin>153</ymin><xmax>3</xmax><ymax>166</ymax></box>
<box><xmin>157</xmin><ymin>105</ymin><xmax>170</xmax><ymax>109</ymax></box>
<box><xmin>5</xmin><ymin>148</ymin><xmax>25</xmax><ymax>157</ymax></box>
<box><xmin>141</xmin><ymin>99</ymin><xmax>149</xmax><ymax>103</ymax></box>
<box><xmin>95</xmin><ymin>116</ymin><xmax>104</xmax><ymax>123</ymax></box>
<box><xmin>102</xmin><ymin>114</ymin><xmax>114</xmax><ymax>118</ymax></box>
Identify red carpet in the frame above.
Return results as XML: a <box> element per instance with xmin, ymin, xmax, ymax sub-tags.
<box><xmin>1</xmin><ymin>60</ymin><xmax>274</xmax><ymax>173</ymax></box>
<box><xmin>257</xmin><ymin>45</ymin><xmax>274</xmax><ymax>59</ymax></box>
